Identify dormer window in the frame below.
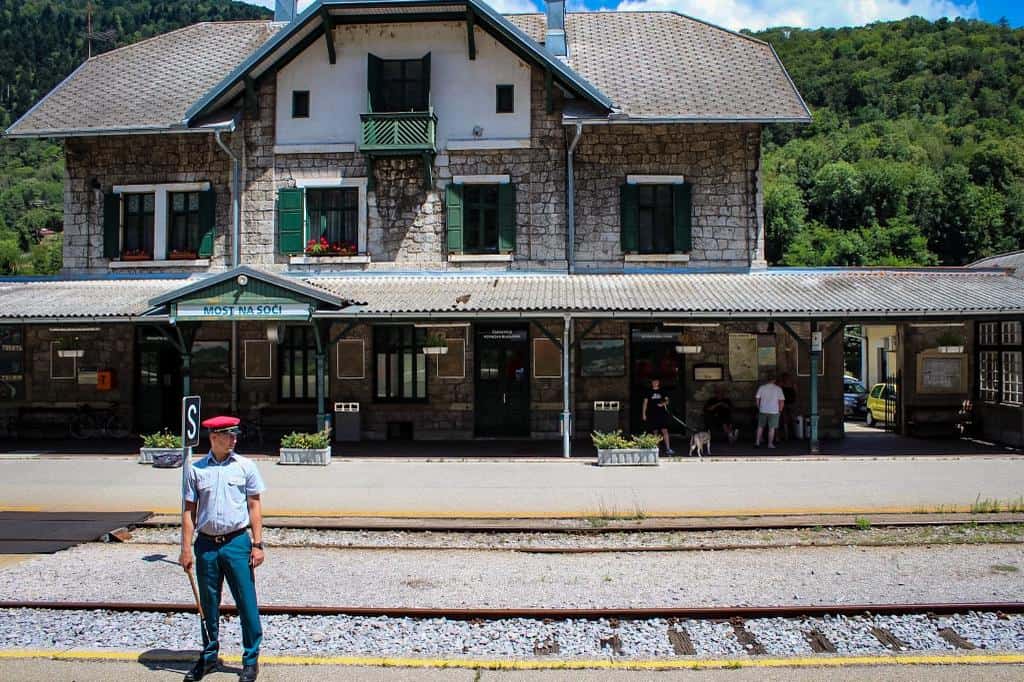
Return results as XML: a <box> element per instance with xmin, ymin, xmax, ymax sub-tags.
<box><xmin>367</xmin><ymin>54</ymin><xmax>430</xmax><ymax>112</ymax></box>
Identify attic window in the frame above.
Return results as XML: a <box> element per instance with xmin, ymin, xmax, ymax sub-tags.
<box><xmin>292</xmin><ymin>91</ymin><xmax>310</xmax><ymax>118</ymax></box>
<box><xmin>496</xmin><ymin>85</ymin><xmax>514</xmax><ymax>114</ymax></box>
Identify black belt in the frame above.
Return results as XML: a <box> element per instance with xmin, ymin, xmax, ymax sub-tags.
<box><xmin>198</xmin><ymin>527</ymin><xmax>248</xmax><ymax>544</ymax></box>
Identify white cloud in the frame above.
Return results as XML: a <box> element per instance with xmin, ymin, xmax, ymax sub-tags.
<box><xmin>611</xmin><ymin>0</ymin><xmax>978</xmax><ymax>31</ymax></box>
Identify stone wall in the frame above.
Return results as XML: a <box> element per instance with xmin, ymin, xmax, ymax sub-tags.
<box><xmin>573</xmin><ymin>123</ymin><xmax>764</xmax><ymax>269</ymax></box>
<box><xmin>62</xmin><ymin>135</ymin><xmax>234</xmax><ymax>273</ymax></box>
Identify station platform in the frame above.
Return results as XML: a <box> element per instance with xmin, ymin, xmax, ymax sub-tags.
<box><xmin>0</xmin><ymin>454</ymin><xmax>1022</xmax><ymax>517</ymax></box>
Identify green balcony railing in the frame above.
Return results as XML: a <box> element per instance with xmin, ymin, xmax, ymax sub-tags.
<box><xmin>359</xmin><ymin>109</ymin><xmax>437</xmax><ymax>154</ymax></box>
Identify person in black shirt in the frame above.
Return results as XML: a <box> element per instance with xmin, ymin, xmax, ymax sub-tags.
<box><xmin>642</xmin><ymin>378</ymin><xmax>675</xmax><ymax>455</ymax></box>
<box><xmin>703</xmin><ymin>385</ymin><xmax>738</xmax><ymax>443</ymax></box>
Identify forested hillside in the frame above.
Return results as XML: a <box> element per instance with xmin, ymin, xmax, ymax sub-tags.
<box><xmin>0</xmin><ymin>0</ymin><xmax>269</xmax><ymax>274</ymax></box>
<box><xmin>756</xmin><ymin>17</ymin><xmax>1024</xmax><ymax>266</ymax></box>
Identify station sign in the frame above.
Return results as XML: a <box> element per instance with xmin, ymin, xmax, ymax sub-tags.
<box><xmin>182</xmin><ymin>395</ymin><xmax>201</xmax><ymax>448</ymax></box>
<box><xmin>481</xmin><ymin>329</ymin><xmax>528</xmax><ymax>342</ymax></box>
<box><xmin>631</xmin><ymin>330</ymin><xmax>678</xmax><ymax>342</ymax></box>
<box><xmin>174</xmin><ymin>302</ymin><xmax>312</xmax><ymax>321</ymax></box>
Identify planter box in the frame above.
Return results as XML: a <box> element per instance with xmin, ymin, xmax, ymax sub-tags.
<box><xmin>57</xmin><ymin>349</ymin><xmax>84</xmax><ymax>358</ymax></box>
<box><xmin>597</xmin><ymin>448</ymin><xmax>659</xmax><ymax>466</ymax></box>
<box><xmin>422</xmin><ymin>346</ymin><xmax>448</xmax><ymax>355</ymax></box>
<box><xmin>938</xmin><ymin>346</ymin><xmax>965</xmax><ymax>354</ymax></box>
<box><xmin>279</xmin><ymin>446</ymin><xmax>331</xmax><ymax>466</ymax></box>
<box><xmin>143</xmin><ymin>448</ymin><xmax>183</xmax><ymax>467</ymax></box>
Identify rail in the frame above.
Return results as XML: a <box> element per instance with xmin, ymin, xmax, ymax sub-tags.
<box><xmin>359</xmin><ymin>109</ymin><xmax>437</xmax><ymax>153</ymax></box>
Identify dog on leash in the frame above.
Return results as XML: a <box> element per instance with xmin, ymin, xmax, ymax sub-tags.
<box><xmin>688</xmin><ymin>430</ymin><xmax>711</xmax><ymax>458</ymax></box>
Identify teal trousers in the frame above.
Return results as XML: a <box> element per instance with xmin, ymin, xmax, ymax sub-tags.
<box><xmin>194</xmin><ymin>532</ymin><xmax>262</xmax><ymax>666</ymax></box>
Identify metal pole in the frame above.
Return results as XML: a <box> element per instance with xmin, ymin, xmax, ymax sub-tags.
<box><xmin>562</xmin><ymin>314</ymin><xmax>572</xmax><ymax>458</ymax></box>
<box><xmin>566</xmin><ymin>122</ymin><xmax>582</xmax><ymax>274</ymax></box>
<box><xmin>809</xmin><ymin>320</ymin><xmax>820</xmax><ymax>454</ymax></box>
<box><xmin>313</xmin><ymin>322</ymin><xmax>327</xmax><ymax>432</ymax></box>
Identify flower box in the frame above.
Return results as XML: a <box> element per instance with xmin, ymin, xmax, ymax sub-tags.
<box><xmin>279</xmin><ymin>446</ymin><xmax>331</xmax><ymax>466</ymax></box>
<box><xmin>422</xmin><ymin>346</ymin><xmax>448</xmax><ymax>355</ymax></box>
<box><xmin>168</xmin><ymin>250</ymin><xmax>199</xmax><ymax>260</ymax></box>
<box><xmin>937</xmin><ymin>346</ymin><xmax>965</xmax><ymax>354</ymax></box>
<box><xmin>57</xmin><ymin>349</ymin><xmax>84</xmax><ymax>359</ymax></box>
<box><xmin>146</xmin><ymin>448</ymin><xmax>183</xmax><ymax>468</ymax></box>
<box><xmin>596</xmin><ymin>448</ymin><xmax>660</xmax><ymax>466</ymax></box>
<box><xmin>120</xmin><ymin>253</ymin><xmax>152</xmax><ymax>261</ymax></box>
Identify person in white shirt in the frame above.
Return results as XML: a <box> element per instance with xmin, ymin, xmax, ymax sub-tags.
<box><xmin>755</xmin><ymin>376</ymin><xmax>786</xmax><ymax>449</ymax></box>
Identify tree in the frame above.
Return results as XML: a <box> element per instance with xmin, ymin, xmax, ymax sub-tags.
<box><xmin>30</xmin><ymin>234</ymin><xmax>62</xmax><ymax>275</ymax></box>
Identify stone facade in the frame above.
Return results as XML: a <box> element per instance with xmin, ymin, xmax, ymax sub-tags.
<box><xmin>62</xmin><ymin>135</ymin><xmax>234</xmax><ymax>273</ymax></box>
<box><xmin>62</xmin><ymin>60</ymin><xmax>764</xmax><ymax>273</ymax></box>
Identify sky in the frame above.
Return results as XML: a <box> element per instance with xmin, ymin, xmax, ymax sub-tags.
<box><xmin>247</xmin><ymin>0</ymin><xmax>1024</xmax><ymax>29</ymax></box>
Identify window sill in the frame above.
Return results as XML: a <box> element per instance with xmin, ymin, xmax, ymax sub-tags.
<box><xmin>289</xmin><ymin>255</ymin><xmax>371</xmax><ymax>265</ymax></box>
<box><xmin>109</xmin><ymin>258</ymin><xmax>210</xmax><ymax>269</ymax></box>
<box><xmin>448</xmin><ymin>254</ymin><xmax>514</xmax><ymax>263</ymax></box>
<box><xmin>624</xmin><ymin>254</ymin><xmax>691</xmax><ymax>263</ymax></box>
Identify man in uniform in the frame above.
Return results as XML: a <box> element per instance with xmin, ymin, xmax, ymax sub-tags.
<box><xmin>179</xmin><ymin>415</ymin><xmax>266</xmax><ymax>682</ymax></box>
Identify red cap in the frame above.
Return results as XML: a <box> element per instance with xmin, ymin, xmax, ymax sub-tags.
<box><xmin>201</xmin><ymin>415</ymin><xmax>241</xmax><ymax>433</ymax></box>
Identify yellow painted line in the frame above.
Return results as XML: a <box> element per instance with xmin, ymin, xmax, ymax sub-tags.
<box><xmin>2</xmin><ymin>649</ymin><xmax>1023</xmax><ymax>670</ymax></box>
<box><xmin>0</xmin><ymin>506</ymin><xmax>42</xmax><ymax>512</ymax></box>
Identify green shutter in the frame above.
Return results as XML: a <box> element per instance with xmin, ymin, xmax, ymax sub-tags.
<box><xmin>421</xmin><ymin>52</ymin><xmax>431</xmax><ymax>109</ymax></box>
<box><xmin>367</xmin><ymin>53</ymin><xmax>381</xmax><ymax>112</ymax></box>
<box><xmin>277</xmin><ymin>188</ymin><xmax>305</xmax><ymax>255</ymax></box>
<box><xmin>446</xmin><ymin>183</ymin><xmax>463</xmax><ymax>254</ymax></box>
<box><xmin>498</xmin><ymin>183</ymin><xmax>516</xmax><ymax>253</ymax></box>
<box><xmin>673</xmin><ymin>182</ymin><xmax>693</xmax><ymax>253</ymax></box>
<box><xmin>197</xmin><ymin>188</ymin><xmax>216</xmax><ymax>258</ymax></box>
<box><xmin>103</xmin><ymin>192</ymin><xmax>120</xmax><ymax>260</ymax></box>
<box><xmin>620</xmin><ymin>184</ymin><xmax>638</xmax><ymax>253</ymax></box>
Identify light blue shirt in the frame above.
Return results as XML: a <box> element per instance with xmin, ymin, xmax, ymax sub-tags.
<box><xmin>185</xmin><ymin>451</ymin><xmax>266</xmax><ymax>536</ymax></box>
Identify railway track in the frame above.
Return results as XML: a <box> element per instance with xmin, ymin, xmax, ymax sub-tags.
<box><xmin>2</xmin><ymin>601</ymin><xmax>1023</xmax><ymax>660</ymax></box>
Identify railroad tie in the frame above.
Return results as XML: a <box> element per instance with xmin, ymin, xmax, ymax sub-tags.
<box><xmin>937</xmin><ymin>627</ymin><xmax>977</xmax><ymax>650</ymax></box>
<box><xmin>804</xmin><ymin>629</ymin><xmax>837</xmax><ymax>653</ymax></box>
<box><xmin>729</xmin><ymin>617</ymin><xmax>767</xmax><ymax>655</ymax></box>
<box><xmin>870</xmin><ymin>626</ymin><xmax>908</xmax><ymax>651</ymax></box>
<box><xmin>666</xmin><ymin>625</ymin><xmax>696</xmax><ymax>655</ymax></box>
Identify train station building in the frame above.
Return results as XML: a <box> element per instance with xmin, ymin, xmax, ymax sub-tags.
<box><xmin>3</xmin><ymin>0</ymin><xmax>1024</xmax><ymax>453</ymax></box>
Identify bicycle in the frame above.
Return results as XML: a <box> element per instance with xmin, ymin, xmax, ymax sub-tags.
<box><xmin>68</xmin><ymin>404</ymin><xmax>131</xmax><ymax>440</ymax></box>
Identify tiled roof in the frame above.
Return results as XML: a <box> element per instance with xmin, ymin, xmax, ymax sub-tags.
<box><xmin>507</xmin><ymin>12</ymin><xmax>809</xmax><ymax>120</ymax></box>
<box><xmin>302</xmin><ymin>270</ymin><xmax>1024</xmax><ymax>317</ymax></box>
<box><xmin>0</xmin><ymin>279</ymin><xmax>183</xmax><ymax>319</ymax></box>
<box><xmin>8</xmin><ymin>10</ymin><xmax>807</xmax><ymax>137</ymax></box>
<box><xmin>6</xmin><ymin>22</ymin><xmax>278</xmax><ymax>137</ymax></box>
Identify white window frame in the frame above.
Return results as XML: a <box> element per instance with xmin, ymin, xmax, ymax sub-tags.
<box><xmin>1001</xmin><ymin>321</ymin><xmax>1022</xmax><ymax>346</ymax></box>
<box><xmin>113</xmin><ymin>182</ymin><xmax>210</xmax><ymax>261</ymax></box>
<box><xmin>979</xmin><ymin>322</ymin><xmax>999</xmax><ymax>346</ymax></box>
<box><xmin>293</xmin><ymin>177</ymin><xmax>368</xmax><ymax>256</ymax></box>
<box><xmin>979</xmin><ymin>350</ymin><xmax>999</xmax><ymax>403</ymax></box>
<box><xmin>626</xmin><ymin>174</ymin><xmax>686</xmax><ymax>185</ymax></box>
<box><xmin>452</xmin><ymin>174</ymin><xmax>511</xmax><ymax>185</ymax></box>
<box><xmin>1002</xmin><ymin>351</ymin><xmax>1022</xmax><ymax>406</ymax></box>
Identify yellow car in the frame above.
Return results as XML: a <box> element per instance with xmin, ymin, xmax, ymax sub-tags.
<box><xmin>865</xmin><ymin>383</ymin><xmax>897</xmax><ymax>427</ymax></box>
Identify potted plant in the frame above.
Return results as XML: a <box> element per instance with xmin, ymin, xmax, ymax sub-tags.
<box><xmin>936</xmin><ymin>331</ymin><xmax>965</xmax><ymax>354</ymax></box>
<box><xmin>168</xmin><ymin>248</ymin><xmax>198</xmax><ymax>260</ymax></box>
<box><xmin>279</xmin><ymin>428</ymin><xmax>331</xmax><ymax>465</ymax></box>
<box><xmin>121</xmin><ymin>249</ymin><xmax>151</xmax><ymax>261</ymax></box>
<box><xmin>140</xmin><ymin>429</ymin><xmax>183</xmax><ymax>466</ymax></box>
<box><xmin>592</xmin><ymin>430</ymin><xmax>661</xmax><ymax>466</ymax></box>
<box><xmin>421</xmin><ymin>332</ymin><xmax>448</xmax><ymax>355</ymax></box>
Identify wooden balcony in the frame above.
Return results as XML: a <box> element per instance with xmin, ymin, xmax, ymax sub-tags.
<box><xmin>359</xmin><ymin>109</ymin><xmax>437</xmax><ymax>155</ymax></box>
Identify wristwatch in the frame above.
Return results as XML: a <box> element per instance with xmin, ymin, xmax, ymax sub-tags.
<box><xmin>252</xmin><ymin>542</ymin><xmax>264</xmax><ymax>550</ymax></box>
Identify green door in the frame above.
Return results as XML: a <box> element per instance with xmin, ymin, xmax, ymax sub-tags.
<box><xmin>474</xmin><ymin>325</ymin><xmax>530</xmax><ymax>437</ymax></box>
<box><xmin>136</xmin><ymin>332</ymin><xmax>182</xmax><ymax>434</ymax></box>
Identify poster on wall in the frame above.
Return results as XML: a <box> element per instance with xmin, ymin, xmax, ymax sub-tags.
<box><xmin>919</xmin><ymin>355</ymin><xmax>965</xmax><ymax>393</ymax></box>
<box><xmin>728</xmin><ymin>334</ymin><xmax>758</xmax><ymax>381</ymax></box>
<box><xmin>757</xmin><ymin>346</ymin><xmax>776</xmax><ymax>367</ymax></box>
<box><xmin>580</xmin><ymin>339</ymin><xmax>625</xmax><ymax>377</ymax></box>
<box><xmin>0</xmin><ymin>326</ymin><xmax>24</xmax><ymax>400</ymax></box>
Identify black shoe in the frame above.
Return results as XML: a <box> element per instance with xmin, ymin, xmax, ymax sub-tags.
<box><xmin>240</xmin><ymin>662</ymin><xmax>259</xmax><ymax>682</ymax></box>
<box><xmin>183</xmin><ymin>659</ymin><xmax>217</xmax><ymax>682</ymax></box>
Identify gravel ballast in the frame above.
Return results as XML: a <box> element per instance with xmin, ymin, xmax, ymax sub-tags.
<box><xmin>0</xmin><ymin>543</ymin><xmax>1021</xmax><ymax>608</ymax></box>
<box><xmin>1</xmin><ymin>609</ymin><xmax>1022</xmax><ymax>659</ymax></box>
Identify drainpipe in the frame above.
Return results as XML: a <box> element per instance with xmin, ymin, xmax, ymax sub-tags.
<box><xmin>566</xmin><ymin>122</ymin><xmax>582</xmax><ymax>274</ymax></box>
<box><xmin>562</xmin><ymin>313</ymin><xmax>572</xmax><ymax>458</ymax></box>
<box><xmin>215</xmin><ymin>129</ymin><xmax>242</xmax><ymax>415</ymax></box>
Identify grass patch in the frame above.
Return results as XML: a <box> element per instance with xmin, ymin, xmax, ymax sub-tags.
<box><xmin>855</xmin><ymin>516</ymin><xmax>872</xmax><ymax>531</ymax></box>
<box><xmin>991</xmin><ymin>564</ymin><xmax>1020</xmax><ymax>573</ymax></box>
<box><xmin>971</xmin><ymin>494</ymin><xmax>1024</xmax><ymax>514</ymax></box>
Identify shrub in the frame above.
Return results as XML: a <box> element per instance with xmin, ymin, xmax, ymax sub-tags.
<box><xmin>141</xmin><ymin>429</ymin><xmax>182</xmax><ymax>448</ymax></box>
<box><xmin>423</xmin><ymin>331</ymin><xmax>447</xmax><ymax>348</ymax></box>
<box><xmin>591</xmin><ymin>431</ymin><xmax>662</xmax><ymax>449</ymax></box>
<box><xmin>280</xmin><ymin>429</ymin><xmax>330</xmax><ymax>449</ymax></box>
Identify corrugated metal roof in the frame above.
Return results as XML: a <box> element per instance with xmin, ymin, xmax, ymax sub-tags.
<box><xmin>970</xmin><ymin>250</ymin><xmax>1024</xmax><ymax>278</ymax></box>
<box><xmin>0</xmin><ymin>279</ymin><xmax>183</xmax><ymax>320</ymax></box>
<box><xmin>301</xmin><ymin>270</ymin><xmax>1024</xmax><ymax>317</ymax></box>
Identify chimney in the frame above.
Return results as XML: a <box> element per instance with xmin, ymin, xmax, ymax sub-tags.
<box><xmin>545</xmin><ymin>0</ymin><xmax>567</xmax><ymax>58</ymax></box>
<box><xmin>275</xmin><ymin>0</ymin><xmax>298</xmax><ymax>23</ymax></box>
